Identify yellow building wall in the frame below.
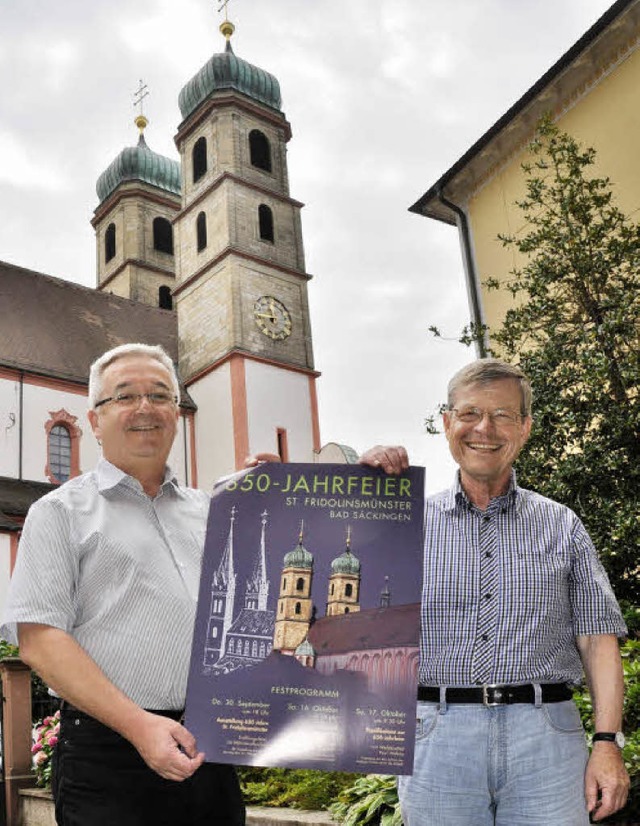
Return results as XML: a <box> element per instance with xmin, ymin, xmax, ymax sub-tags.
<box><xmin>467</xmin><ymin>43</ymin><xmax>640</xmax><ymax>340</ymax></box>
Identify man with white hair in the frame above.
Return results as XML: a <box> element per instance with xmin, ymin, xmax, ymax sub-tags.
<box><xmin>2</xmin><ymin>343</ymin><xmax>249</xmax><ymax>826</ymax></box>
<box><xmin>361</xmin><ymin>358</ymin><xmax>629</xmax><ymax>826</ymax></box>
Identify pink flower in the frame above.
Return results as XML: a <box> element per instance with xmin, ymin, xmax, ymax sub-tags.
<box><xmin>46</xmin><ymin>735</ymin><xmax>58</xmax><ymax>748</ymax></box>
<box><xmin>33</xmin><ymin>751</ymin><xmax>48</xmax><ymax>767</ymax></box>
<box><xmin>43</xmin><ymin>717</ymin><xmax>52</xmax><ymax>726</ymax></box>
<box><xmin>31</xmin><ymin>743</ymin><xmax>42</xmax><ymax>754</ymax></box>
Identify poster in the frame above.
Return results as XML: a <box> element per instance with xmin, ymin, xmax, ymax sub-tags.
<box><xmin>185</xmin><ymin>462</ymin><xmax>424</xmax><ymax>774</ymax></box>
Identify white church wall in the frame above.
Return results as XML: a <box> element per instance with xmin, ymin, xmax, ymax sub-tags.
<box><xmin>245</xmin><ymin>361</ymin><xmax>314</xmax><ymax>461</ymax></box>
<box><xmin>188</xmin><ymin>363</ymin><xmax>235</xmax><ymax>493</ymax></box>
<box><xmin>166</xmin><ymin>415</ymin><xmax>189</xmax><ymax>487</ymax></box>
<box><xmin>0</xmin><ymin>376</ymin><xmax>21</xmax><ymax>478</ymax></box>
<box><xmin>0</xmin><ymin>533</ymin><xmax>14</xmax><ymax>619</ymax></box>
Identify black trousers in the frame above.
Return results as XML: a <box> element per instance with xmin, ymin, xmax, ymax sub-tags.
<box><xmin>52</xmin><ymin>707</ymin><xmax>245</xmax><ymax>826</ymax></box>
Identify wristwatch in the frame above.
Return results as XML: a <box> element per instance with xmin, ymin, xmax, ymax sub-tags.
<box><xmin>592</xmin><ymin>731</ymin><xmax>625</xmax><ymax>748</ymax></box>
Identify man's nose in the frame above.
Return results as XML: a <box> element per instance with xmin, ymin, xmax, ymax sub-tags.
<box><xmin>473</xmin><ymin>411</ymin><xmax>495</xmax><ymax>432</ymax></box>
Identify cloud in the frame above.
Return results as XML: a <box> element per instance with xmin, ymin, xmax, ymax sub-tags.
<box><xmin>0</xmin><ymin>132</ymin><xmax>66</xmax><ymax>190</ymax></box>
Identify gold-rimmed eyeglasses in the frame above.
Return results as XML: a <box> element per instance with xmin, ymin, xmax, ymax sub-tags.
<box><xmin>449</xmin><ymin>407</ymin><xmax>524</xmax><ymax>427</ymax></box>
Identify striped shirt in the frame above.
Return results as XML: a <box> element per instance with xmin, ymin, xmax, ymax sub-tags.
<box><xmin>1</xmin><ymin>459</ymin><xmax>210</xmax><ymax>709</ymax></box>
<box><xmin>419</xmin><ymin>473</ymin><xmax>626</xmax><ymax>687</ymax></box>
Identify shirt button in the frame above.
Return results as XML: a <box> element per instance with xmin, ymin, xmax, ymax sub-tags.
<box><xmin>484</xmin><ymin>594</ymin><xmax>492</xmax><ymax>600</ymax></box>
<box><xmin>481</xmin><ymin>634</ymin><xmax>489</xmax><ymax>641</ymax></box>
<box><xmin>485</xmin><ymin>551</ymin><xmax>492</xmax><ymax>558</ymax></box>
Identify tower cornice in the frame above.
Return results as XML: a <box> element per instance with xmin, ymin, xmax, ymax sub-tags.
<box><xmin>174</xmin><ymin>91</ymin><xmax>292</xmax><ymax>147</ymax></box>
<box><xmin>174</xmin><ymin>171</ymin><xmax>304</xmax><ymax>224</ymax></box>
<box><xmin>172</xmin><ymin>246</ymin><xmax>311</xmax><ymax>299</ymax></box>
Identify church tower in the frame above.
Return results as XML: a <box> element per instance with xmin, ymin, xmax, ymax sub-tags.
<box><xmin>245</xmin><ymin>509</ymin><xmax>270</xmax><ymax>610</ymax></box>
<box><xmin>273</xmin><ymin>525</ymin><xmax>314</xmax><ymax>654</ymax></box>
<box><xmin>173</xmin><ymin>20</ymin><xmax>321</xmax><ymax>488</ymax></box>
<box><xmin>92</xmin><ymin>110</ymin><xmax>181</xmax><ymax>308</ymax></box>
<box><xmin>326</xmin><ymin>527</ymin><xmax>361</xmax><ymax>616</ymax></box>
<box><xmin>203</xmin><ymin>506</ymin><xmax>237</xmax><ymax>666</ymax></box>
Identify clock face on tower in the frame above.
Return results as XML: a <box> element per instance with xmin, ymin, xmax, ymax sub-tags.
<box><xmin>253</xmin><ymin>295</ymin><xmax>292</xmax><ymax>341</ymax></box>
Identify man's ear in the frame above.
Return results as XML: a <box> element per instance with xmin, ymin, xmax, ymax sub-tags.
<box><xmin>521</xmin><ymin>415</ymin><xmax>533</xmax><ymax>444</ymax></box>
<box><xmin>88</xmin><ymin>409</ymin><xmax>101</xmax><ymax>441</ymax></box>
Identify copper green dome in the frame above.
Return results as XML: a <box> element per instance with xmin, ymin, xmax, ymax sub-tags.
<box><xmin>295</xmin><ymin>639</ymin><xmax>315</xmax><ymax>658</ymax></box>
<box><xmin>178</xmin><ymin>40</ymin><xmax>281</xmax><ymax>120</ymax></box>
<box><xmin>331</xmin><ymin>548</ymin><xmax>361</xmax><ymax>575</ymax></box>
<box><xmin>96</xmin><ymin>133</ymin><xmax>181</xmax><ymax>204</ymax></box>
<box><xmin>283</xmin><ymin>539</ymin><xmax>313</xmax><ymax>570</ymax></box>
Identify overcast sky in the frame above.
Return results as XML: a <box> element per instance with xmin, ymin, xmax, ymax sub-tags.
<box><xmin>0</xmin><ymin>0</ymin><xmax>615</xmax><ymax>491</ymax></box>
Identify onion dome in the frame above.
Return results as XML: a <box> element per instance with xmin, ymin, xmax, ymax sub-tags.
<box><xmin>178</xmin><ymin>20</ymin><xmax>281</xmax><ymax>120</ymax></box>
<box><xmin>295</xmin><ymin>639</ymin><xmax>315</xmax><ymax>658</ymax></box>
<box><xmin>96</xmin><ymin>115</ymin><xmax>181</xmax><ymax>204</ymax></box>
<box><xmin>283</xmin><ymin>523</ymin><xmax>313</xmax><ymax>569</ymax></box>
<box><xmin>331</xmin><ymin>526</ymin><xmax>361</xmax><ymax>575</ymax></box>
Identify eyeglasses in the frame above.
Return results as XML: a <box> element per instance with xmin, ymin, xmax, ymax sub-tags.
<box><xmin>94</xmin><ymin>392</ymin><xmax>178</xmax><ymax>409</ymax></box>
<box><xmin>449</xmin><ymin>407</ymin><xmax>524</xmax><ymax>426</ymax></box>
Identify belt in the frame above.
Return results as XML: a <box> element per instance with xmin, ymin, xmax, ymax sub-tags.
<box><xmin>417</xmin><ymin>683</ymin><xmax>572</xmax><ymax>706</ymax></box>
<box><xmin>60</xmin><ymin>701</ymin><xmax>184</xmax><ymax>722</ymax></box>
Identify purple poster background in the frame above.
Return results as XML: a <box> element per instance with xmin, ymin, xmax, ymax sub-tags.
<box><xmin>185</xmin><ymin>463</ymin><xmax>425</xmax><ymax>774</ymax></box>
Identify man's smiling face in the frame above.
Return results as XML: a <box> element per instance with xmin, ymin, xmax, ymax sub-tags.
<box><xmin>443</xmin><ymin>378</ymin><xmax>532</xmax><ymax>493</ymax></box>
<box><xmin>88</xmin><ymin>354</ymin><xmax>179</xmax><ymax>476</ymax></box>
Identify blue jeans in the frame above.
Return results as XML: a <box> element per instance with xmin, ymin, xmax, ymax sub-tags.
<box><xmin>52</xmin><ymin>707</ymin><xmax>245</xmax><ymax>826</ymax></box>
<box><xmin>398</xmin><ymin>700</ymin><xmax>589</xmax><ymax>826</ymax></box>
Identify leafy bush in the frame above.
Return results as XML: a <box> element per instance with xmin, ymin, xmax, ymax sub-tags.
<box><xmin>329</xmin><ymin>774</ymin><xmax>401</xmax><ymax>826</ymax></box>
<box><xmin>574</xmin><ymin>638</ymin><xmax>640</xmax><ymax>823</ymax></box>
<box><xmin>238</xmin><ymin>766</ymin><xmax>360</xmax><ymax>810</ymax></box>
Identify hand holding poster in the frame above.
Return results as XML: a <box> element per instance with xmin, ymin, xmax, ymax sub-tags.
<box><xmin>185</xmin><ymin>462</ymin><xmax>424</xmax><ymax>774</ymax></box>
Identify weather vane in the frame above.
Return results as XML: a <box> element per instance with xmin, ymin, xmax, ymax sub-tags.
<box><xmin>217</xmin><ymin>0</ymin><xmax>231</xmax><ymax>19</ymax></box>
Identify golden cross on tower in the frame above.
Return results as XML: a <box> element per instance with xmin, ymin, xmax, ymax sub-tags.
<box><xmin>217</xmin><ymin>0</ymin><xmax>235</xmax><ymax>40</ymax></box>
<box><xmin>133</xmin><ymin>79</ymin><xmax>149</xmax><ymax>134</ymax></box>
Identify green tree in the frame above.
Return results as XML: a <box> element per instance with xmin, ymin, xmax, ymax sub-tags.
<box><xmin>456</xmin><ymin>117</ymin><xmax>639</xmax><ymax>603</ymax></box>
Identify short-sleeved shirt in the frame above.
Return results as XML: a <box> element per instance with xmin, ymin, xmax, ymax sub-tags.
<box><xmin>419</xmin><ymin>472</ymin><xmax>626</xmax><ymax>687</ymax></box>
<box><xmin>1</xmin><ymin>459</ymin><xmax>210</xmax><ymax>709</ymax></box>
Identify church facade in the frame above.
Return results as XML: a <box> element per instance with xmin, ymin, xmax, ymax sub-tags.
<box><xmin>0</xmin><ymin>21</ymin><xmax>353</xmax><ymax>614</ymax></box>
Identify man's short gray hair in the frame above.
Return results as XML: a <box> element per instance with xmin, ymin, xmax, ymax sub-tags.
<box><xmin>447</xmin><ymin>358</ymin><xmax>532</xmax><ymax>416</ymax></box>
<box><xmin>88</xmin><ymin>343</ymin><xmax>179</xmax><ymax>409</ymax></box>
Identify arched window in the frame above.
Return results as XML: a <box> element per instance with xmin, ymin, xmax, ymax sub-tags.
<box><xmin>105</xmin><ymin>223</ymin><xmax>116</xmax><ymax>263</ymax></box>
<box><xmin>196</xmin><ymin>212</ymin><xmax>207</xmax><ymax>251</ymax></box>
<box><xmin>48</xmin><ymin>425</ymin><xmax>71</xmax><ymax>483</ymax></box>
<box><xmin>44</xmin><ymin>410</ymin><xmax>82</xmax><ymax>484</ymax></box>
<box><xmin>158</xmin><ymin>286</ymin><xmax>173</xmax><ymax>310</ymax></box>
<box><xmin>193</xmin><ymin>136</ymin><xmax>207</xmax><ymax>183</ymax></box>
<box><xmin>251</xmin><ymin>641</ymin><xmax>258</xmax><ymax>657</ymax></box>
<box><xmin>249</xmin><ymin>130</ymin><xmax>271</xmax><ymax>172</ymax></box>
<box><xmin>153</xmin><ymin>217</ymin><xmax>173</xmax><ymax>254</ymax></box>
<box><xmin>258</xmin><ymin>204</ymin><xmax>274</xmax><ymax>242</ymax></box>
<box><xmin>345</xmin><ymin>607</ymin><xmax>350</xmax><ymax>614</ymax></box>
<box><xmin>227</xmin><ymin>639</ymin><xmax>234</xmax><ymax>652</ymax></box>
<box><xmin>345</xmin><ymin>583</ymin><xmax>353</xmax><ymax>597</ymax></box>
<box><xmin>212</xmin><ymin>627</ymin><xmax>218</xmax><ymax>639</ymax></box>
<box><xmin>244</xmin><ymin>640</ymin><xmax>250</xmax><ymax>656</ymax></box>
<box><xmin>282</xmin><ymin>578</ymin><xmax>287</xmax><ymax>590</ymax></box>
<box><xmin>296</xmin><ymin>577</ymin><xmax>304</xmax><ymax>592</ymax></box>
<box><xmin>330</xmin><ymin>583</ymin><xmax>335</xmax><ymax>596</ymax></box>
<box><xmin>294</xmin><ymin>602</ymin><xmax>301</xmax><ymax>615</ymax></box>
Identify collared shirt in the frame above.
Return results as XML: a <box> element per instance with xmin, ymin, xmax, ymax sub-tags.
<box><xmin>1</xmin><ymin>459</ymin><xmax>210</xmax><ymax>709</ymax></box>
<box><xmin>419</xmin><ymin>472</ymin><xmax>626</xmax><ymax>687</ymax></box>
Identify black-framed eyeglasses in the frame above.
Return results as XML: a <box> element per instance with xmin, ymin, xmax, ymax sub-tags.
<box><xmin>449</xmin><ymin>407</ymin><xmax>524</xmax><ymax>426</ymax></box>
<box><xmin>94</xmin><ymin>392</ymin><xmax>178</xmax><ymax>409</ymax></box>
